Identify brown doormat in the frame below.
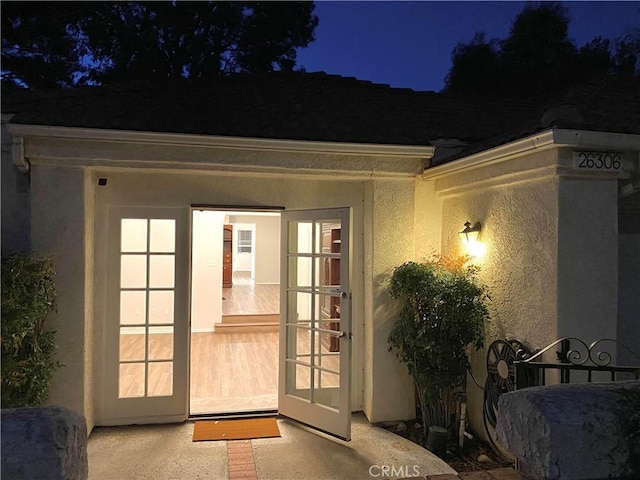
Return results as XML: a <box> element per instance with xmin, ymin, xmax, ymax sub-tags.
<box><xmin>192</xmin><ymin>417</ymin><xmax>281</xmax><ymax>442</ymax></box>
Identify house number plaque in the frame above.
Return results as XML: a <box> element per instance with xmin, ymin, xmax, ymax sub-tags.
<box><xmin>573</xmin><ymin>151</ymin><xmax>624</xmax><ymax>172</ymax></box>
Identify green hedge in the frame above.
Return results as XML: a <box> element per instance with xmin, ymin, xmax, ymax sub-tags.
<box><xmin>1</xmin><ymin>253</ymin><xmax>59</xmax><ymax>408</ymax></box>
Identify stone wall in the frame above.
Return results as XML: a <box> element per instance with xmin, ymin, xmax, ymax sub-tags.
<box><xmin>1</xmin><ymin>406</ymin><xmax>88</xmax><ymax>480</ymax></box>
<box><xmin>496</xmin><ymin>380</ymin><xmax>640</xmax><ymax>480</ymax></box>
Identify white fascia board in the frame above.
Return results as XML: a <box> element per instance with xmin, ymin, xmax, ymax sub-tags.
<box><xmin>422</xmin><ymin>129</ymin><xmax>640</xmax><ymax>180</ymax></box>
<box><xmin>6</xmin><ymin>123</ymin><xmax>435</xmax><ymax>159</ymax></box>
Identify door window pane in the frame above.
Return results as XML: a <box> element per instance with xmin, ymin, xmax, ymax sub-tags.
<box><xmin>121</xmin><ymin>219</ymin><xmax>148</xmax><ymax>252</ymax></box>
<box><xmin>150</xmin><ymin>219</ymin><xmax>175</xmax><ymax>253</ymax></box>
<box><xmin>119</xmin><ymin>363</ymin><xmax>145</xmax><ymax>398</ymax></box>
<box><xmin>293</xmin><ymin>363</ymin><xmax>311</xmax><ymax>395</ymax></box>
<box><xmin>148</xmin><ymin>291</ymin><xmax>174</xmax><ymax>325</ymax></box>
<box><xmin>148</xmin><ymin>327</ymin><xmax>173</xmax><ymax>361</ymax></box>
<box><xmin>119</xmin><ymin>328</ymin><xmax>145</xmax><ymax>361</ymax></box>
<box><xmin>149</xmin><ymin>255</ymin><xmax>175</xmax><ymax>288</ymax></box>
<box><xmin>120</xmin><ymin>291</ymin><xmax>146</xmax><ymax>325</ymax></box>
<box><xmin>148</xmin><ymin>362</ymin><xmax>173</xmax><ymax>397</ymax></box>
<box><xmin>290</xmin><ymin>222</ymin><xmax>313</xmax><ymax>254</ymax></box>
<box><xmin>121</xmin><ymin>255</ymin><xmax>147</xmax><ymax>288</ymax></box>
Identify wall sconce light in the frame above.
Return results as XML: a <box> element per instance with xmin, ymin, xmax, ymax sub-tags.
<box><xmin>459</xmin><ymin>221</ymin><xmax>483</xmax><ymax>257</ymax></box>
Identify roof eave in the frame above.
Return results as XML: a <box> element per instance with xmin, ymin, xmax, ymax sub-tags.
<box><xmin>422</xmin><ymin>129</ymin><xmax>640</xmax><ymax>180</ymax></box>
<box><xmin>6</xmin><ymin>123</ymin><xmax>435</xmax><ymax>159</ymax></box>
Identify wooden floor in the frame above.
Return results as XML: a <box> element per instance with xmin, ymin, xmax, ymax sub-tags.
<box><xmin>190</xmin><ymin>331</ymin><xmax>279</xmax><ymax>413</ymax></box>
<box><xmin>120</xmin><ymin>274</ymin><xmax>339</xmax><ymax>414</ymax></box>
<box><xmin>222</xmin><ymin>273</ymin><xmax>280</xmax><ymax>316</ymax></box>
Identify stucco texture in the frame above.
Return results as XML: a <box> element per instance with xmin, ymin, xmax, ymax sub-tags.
<box><xmin>419</xmin><ymin>145</ymin><xmax>626</xmax><ymax>441</ymax></box>
<box><xmin>30</xmin><ymin>165</ymin><xmax>95</xmax><ymax>430</ymax></box>
<box><xmin>1</xmin><ymin>121</ymin><xmax>30</xmax><ymax>253</ymax></box>
<box><xmin>437</xmin><ymin>175</ymin><xmax>560</xmax><ymax>439</ymax></box>
<box><xmin>364</xmin><ymin>179</ymin><xmax>417</xmax><ymax>423</ymax></box>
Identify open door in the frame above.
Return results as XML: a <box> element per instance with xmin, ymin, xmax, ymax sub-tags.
<box><xmin>102</xmin><ymin>206</ymin><xmax>189</xmax><ymax>424</ymax></box>
<box><xmin>278</xmin><ymin>208</ymin><xmax>352</xmax><ymax>441</ymax></box>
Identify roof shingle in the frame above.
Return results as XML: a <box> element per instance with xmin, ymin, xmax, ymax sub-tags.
<box><xmin>2</xmin><ymin>71</ymin><xmax>639</xmax><ymax>161</ymax></box>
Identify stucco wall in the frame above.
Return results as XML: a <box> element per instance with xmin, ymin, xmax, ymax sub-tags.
<box><xmin>363</xmin><ymin>179</ymin><xmax>416</xmax><ymax>422</ymax></box>
<box><xmin>420</xmin><ymin>143</ymin><xmax>628</xmax><ymax>440</ymax></box>
<box><xmin>618</xmin><ymin>234</ymin><xmax>640</xmax><ymax>364</ymax></box>
<box><xmin>618</xmin><ymin>190</ymin><xmax>640</xmax><ymax>364</ymax></box>
<box><xmin>557</xmin><ymin>178</ymin><xmax>618</xmax><ymax>342</ymax></box>
<box><xmin>1</xmin><ymin>119</ymin><xmax>30</xmax><ymax>254</ymax></box>
<box><xmin>434</xmin><ymin>170</ymin><xmax>560</xmax><ymax>439</ymax></box>
<box><xmin>30</xmin><ymin>164</ymin><xmax>95</xmax><ymax>431</ymax></box>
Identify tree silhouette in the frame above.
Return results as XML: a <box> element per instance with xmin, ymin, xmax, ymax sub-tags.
<box><xmin>2</xmin><ymin>2</ymin><xmax>318</xmax><ymax>89</ymax></box>
<box><xmin>444</xmin><ymin>2</ymin><xmax>639</xmax><ymax>97</ymax></box>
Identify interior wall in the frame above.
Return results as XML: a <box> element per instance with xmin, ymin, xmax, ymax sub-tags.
<box><xmin>191</xmin><ymin>210</ymin><xmax>225</xmax><ymax>331</ymax></box>
<box><xmin>230</xmin><ymin>214</ymin><xmax>281</xmax><ymax>284</ymax></box>
<box><xmin>231</xmin><ymin>222</ymin><xmax>253</xmax><ymax>272</ymax></box>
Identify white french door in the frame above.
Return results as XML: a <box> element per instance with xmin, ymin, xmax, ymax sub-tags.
<box><xmin>103</xmin><ymin>206</ymin><xmax>189</xmax><ymax>424</ymax></box>
<box><xmin>278</xmin><ymin>208</ymin><xmax>352</xmax><ymax>441</ymax></box>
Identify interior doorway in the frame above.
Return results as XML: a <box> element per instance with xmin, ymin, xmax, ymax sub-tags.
<box><xmin>189</xmin><ymin>208</ymin><xmax>282</xmax><ymax>415</ymax></box>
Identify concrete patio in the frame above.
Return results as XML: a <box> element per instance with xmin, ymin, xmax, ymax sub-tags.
<box><xmin>88</xmin><ymin>413</ymin><xmax>457</xmax><ymax>479</ymax></box>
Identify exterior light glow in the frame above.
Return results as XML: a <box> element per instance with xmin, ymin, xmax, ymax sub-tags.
<box><xmin>459</xmin><ymin>221</ymin><xmax>483</xmax><ymax>257</ymax></box>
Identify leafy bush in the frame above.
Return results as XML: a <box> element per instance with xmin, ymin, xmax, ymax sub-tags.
<box><xmin>388</xmin><ymin>255</ymin><xmax>490</xmax><ymax>433</ymax></box>
<box><xmin>1</xmin><ymin>253</ymin><xmax>59</xmax><ymax>408</ymax></box>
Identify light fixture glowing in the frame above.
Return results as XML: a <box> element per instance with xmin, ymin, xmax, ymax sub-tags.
<box><xmin>459</xmin><ymin>221</ymin><xmax>483</xmax><ymax>257</ymax></box>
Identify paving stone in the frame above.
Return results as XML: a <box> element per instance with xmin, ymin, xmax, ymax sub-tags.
<box><xmin>458</xmin><ymin>471</ymin><xmax>492</xmax><ymax>479</ymax></box>
<box><xmin>423</xmin><ymin>474</ymin><xmax>459</xmax><ymax>480</ymax></box>
<box><xmin>486</xmin><ymin>467</ymin><xmax>521</xmax><ymax>480</ymax></box>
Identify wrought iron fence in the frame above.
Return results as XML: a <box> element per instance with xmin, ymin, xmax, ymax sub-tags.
<box><xmin>514</xmin><ymin>337</ymin><xmax>640</xmax><ymax>389</ymax></box>
<box><xmin>481</xmin><ymin>337</ymin><xmax>640</xmax><ymax>459</ymax></box>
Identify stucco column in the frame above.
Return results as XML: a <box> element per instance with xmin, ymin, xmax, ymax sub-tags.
<box><xmin>30</xmin><ymin>164</ymin><xmax>94</xmax><ymax>430</ymax></box>
<box><xmin>557</xmin><ymin>176</ymin><xmax>619</xmax><ymax>342</ymax></box>
<box><xmin>363</xmin><ymin>179</ymin><xmax>416</xmax><ymax>423</ymax></box>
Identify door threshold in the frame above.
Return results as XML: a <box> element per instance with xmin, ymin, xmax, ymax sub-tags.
<box><xmin>189</xmin><ymin>409</ymin><xmax>278</xmax><ymax>421</ymax></box>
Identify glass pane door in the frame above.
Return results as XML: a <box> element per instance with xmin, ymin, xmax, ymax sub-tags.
<box><xmin>103</xmin><ymin>207</ymin><xmax>189</xmax><ymax>424</ymax></box>
<box><xmin>278</xmin><ymin>208</ymin><xmax>351</xmax><ymax>441</ymax></box>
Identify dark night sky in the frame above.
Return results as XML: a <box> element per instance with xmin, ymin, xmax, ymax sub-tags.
<box><xmin>296</xmin><ymin>1</ymin><xmax>640</xmax><ymax>92</ymax></box>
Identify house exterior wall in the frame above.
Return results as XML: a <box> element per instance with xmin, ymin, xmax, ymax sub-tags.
<box><xmin>29</xmin><ymin>163</ymin><xmax>95</xmax><ymax>431</ymax></box>
<box><xmin>557</xmin><ymin>176</ymin><xmax>618</xmax><ymax>342</ymax></box>
<box><xmin>618</xmin><ymin>191</ymin><xmax>640</xmax><ymax>365</ymax></box>
<box><xmin>363</xmin><ymin>179</ymin><xmax>417</xmax><ymax>423</ymax></box>
<box><xmin>1</xmin><ymin>117</ymin><xmax>30</xmax><ymax>253</ymax></box>
<box><xmin>3</xmin><ymin>126</ymin><xmax>427</xmax><ymax>432</ymax></box>
<box><xmin>420</xmin><ymin>139</ymin><xmax>631</xmax><ymax>441</ymax></box>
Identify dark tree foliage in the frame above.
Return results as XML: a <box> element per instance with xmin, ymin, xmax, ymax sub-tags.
<box><xmin>2</xmin><ymin>1</ymin><xmax>318</xmax><ymax>88</ymax></box>
<box><xmin>444</xmin><ymin>2</ymin><xmax>639</xmax><ymax>97</ymax></box>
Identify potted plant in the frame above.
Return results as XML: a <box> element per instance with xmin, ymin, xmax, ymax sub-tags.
<box><xmin>1</xmin><ymin>253</ymin><xmax>59</xmax><ymax>408</ymax></box>
<box><xmin>387</xmin><ymin>255</ymin><xmax>489</xmax><ymax>454</ymax></box>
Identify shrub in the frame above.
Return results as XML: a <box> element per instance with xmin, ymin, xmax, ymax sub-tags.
<box><xmin>388</xmin><ymin>255</ymin><xmax>490</xmax><ymax>434</ymax></box>
<box><xmin>1</xmin><ymin>253</ymin><xmax>59</xmax><ymax>408</ymax></box>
